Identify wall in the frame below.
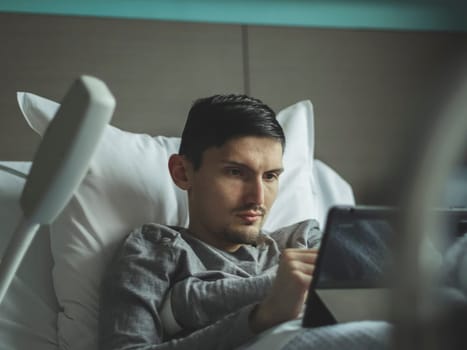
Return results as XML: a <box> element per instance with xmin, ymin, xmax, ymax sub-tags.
<box><xmin>1</xmin><ymin>12</ymin><xmax>466</xmax><ymax>204</ymax></box>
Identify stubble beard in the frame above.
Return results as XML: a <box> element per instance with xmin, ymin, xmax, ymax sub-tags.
<box><xmin>220</xmin><ymin>221</ymin><xmax>263</xmax><ymax>246</ymax></box>
<box><xmin>221</xmin><ymin>205</ymin><xmax>268</xmax><ymax>246</ymax></box>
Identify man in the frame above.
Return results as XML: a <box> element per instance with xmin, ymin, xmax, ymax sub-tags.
<box><xmin>99</xmin><ymin>94</ymin><xmax>321</xmax><ymax>349</ymax></box>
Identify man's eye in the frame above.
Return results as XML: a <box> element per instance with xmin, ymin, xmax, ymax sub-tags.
<box><xmin>227</xmin><ymin>168</ymin><xmax>243</xmax><ymax>176</ymax></box>
<box><xmin>264</xmin><ymin>172</ymin><xmax>279</xmax><ymax>181</ymax></box>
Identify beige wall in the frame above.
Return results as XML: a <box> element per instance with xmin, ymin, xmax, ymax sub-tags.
<box><xmin>0</xmin><ymin>13</ymin><xmax>244</xmax><ymax>158</ymax></box>
<box><xmin>1</xmin><ymin>12</ymin><xmax>466</xmax><ymax>204</ymax></box>
<box><xmin>246</xmin><ymin>26</ymin><xmax>467</xmax><ymax>203</ymax></box>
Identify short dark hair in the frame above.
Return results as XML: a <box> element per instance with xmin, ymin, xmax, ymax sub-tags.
<box><xmin>179</xmin><ymin>94</ymin><xmax>285</xmax><ymax>169</ymax></box>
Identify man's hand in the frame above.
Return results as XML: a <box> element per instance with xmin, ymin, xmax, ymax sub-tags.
<box><xmin>249</xmin><ymin>248</ymin><xmax>318</xmax><ymax>333</ymax></box>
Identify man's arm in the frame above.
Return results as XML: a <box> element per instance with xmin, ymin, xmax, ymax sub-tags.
<box><xmin>248</xmin><ymin>219</ymin><xmax>320</xmax><ymax>332</ymax></box>
<box><xmin>99</xmin><ymin>226</ymin><xmax>178</xmax><ymax>349</ymax></box>
<box><xmin>99</xmin><ymin>224</ymin><xmax>267</xmax><ymax>350</ymax></box>
<box><xmin>249</xmin><ymin>248</ymin><xmax>318</xmax><ymax>333</ymax></box>
<box><xmin>167</xmin><ymin>272</ymin><xmax>275</xmax><ymax>332</ymax></box>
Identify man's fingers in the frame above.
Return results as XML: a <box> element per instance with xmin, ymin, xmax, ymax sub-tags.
<box><xmin>289</xmin><ymin>269</ymin><xmax>313</xmax><ymax>291</ymax></box>
<box><xmin>280</xmin><ymin>248</ymin><xmax>318</xmax><ymax>264</ymax></box>
<box><xmin>290</xmin><ymin>260</ymin><xmax>315</xmax><ymax>276</ymax></box>
<box><xmin>283</xmin><ymin>248</ymin><xmax>319</xmax><ymax>254</ymax></box>
<box><xmin>279</xmin><ymin>249</ymin><xmax>317</xmax><ymax>278</ymax></box>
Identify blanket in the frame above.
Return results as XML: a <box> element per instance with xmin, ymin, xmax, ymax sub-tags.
<box><xmin>241</xmin><ymin>234</ymin><xmax>467</xmax><ymax>350</ymax></box>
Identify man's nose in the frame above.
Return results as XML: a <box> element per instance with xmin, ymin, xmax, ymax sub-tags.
<box><xmin>245</xmin><ymin>177</ymin><xmax>265</xmax><ymax>206</ymax></box>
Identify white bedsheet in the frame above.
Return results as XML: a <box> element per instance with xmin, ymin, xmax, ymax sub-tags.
<box><xmin>0</xmin><ymin>161</ymin><xmax>58</xmax><ymax>350</ymax></box>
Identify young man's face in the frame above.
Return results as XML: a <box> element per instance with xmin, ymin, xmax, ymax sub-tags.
<box><xmin>186</xmin><ymin>136</ymin><xmax>284</xmax><ymax>252</ymax></box>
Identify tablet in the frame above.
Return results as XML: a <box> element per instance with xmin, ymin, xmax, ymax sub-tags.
<box><xmin>302</xmin><ymin>205</ymin><xmax>467</xmax><ymax>328</ymax></box>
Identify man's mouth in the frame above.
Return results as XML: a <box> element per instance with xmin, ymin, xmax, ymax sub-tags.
<box><xmin>237</xmin><ymin>211</ymin><xmax>264</xmax><ymax>224</ymax></box>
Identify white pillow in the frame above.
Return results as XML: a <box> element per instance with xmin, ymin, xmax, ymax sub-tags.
<box><xmin>17</xmin><ymin>92</ymin><xmax>317</xmax><ymax>350</ymax></box>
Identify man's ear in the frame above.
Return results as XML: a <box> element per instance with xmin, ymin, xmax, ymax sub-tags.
<box><xmin>168</xmin><ymin>154</ymin><xmax>192</xmax><ymax>190</ymax></box>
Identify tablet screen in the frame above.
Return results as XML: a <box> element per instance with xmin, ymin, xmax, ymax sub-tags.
<box><xmin>314</xmin><ymin>206</ymin><xmax>467</xmax><ymax>289</ymax></box>
<box><xmin>316</xmin><ymin>215</ymin><xmax>395</xmax><ymax>288</ymax></box>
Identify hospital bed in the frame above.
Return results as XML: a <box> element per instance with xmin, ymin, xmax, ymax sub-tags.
<box><xmin>0</xmin><ymin>77</ymin><xmax>358</xmax><ymax>350</ymax></box>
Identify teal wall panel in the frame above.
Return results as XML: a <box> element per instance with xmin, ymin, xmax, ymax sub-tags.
<box><xmin>0</xmin><ymin>0</ymin><xmax>466</xmax><ymax>32</ymax></box>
